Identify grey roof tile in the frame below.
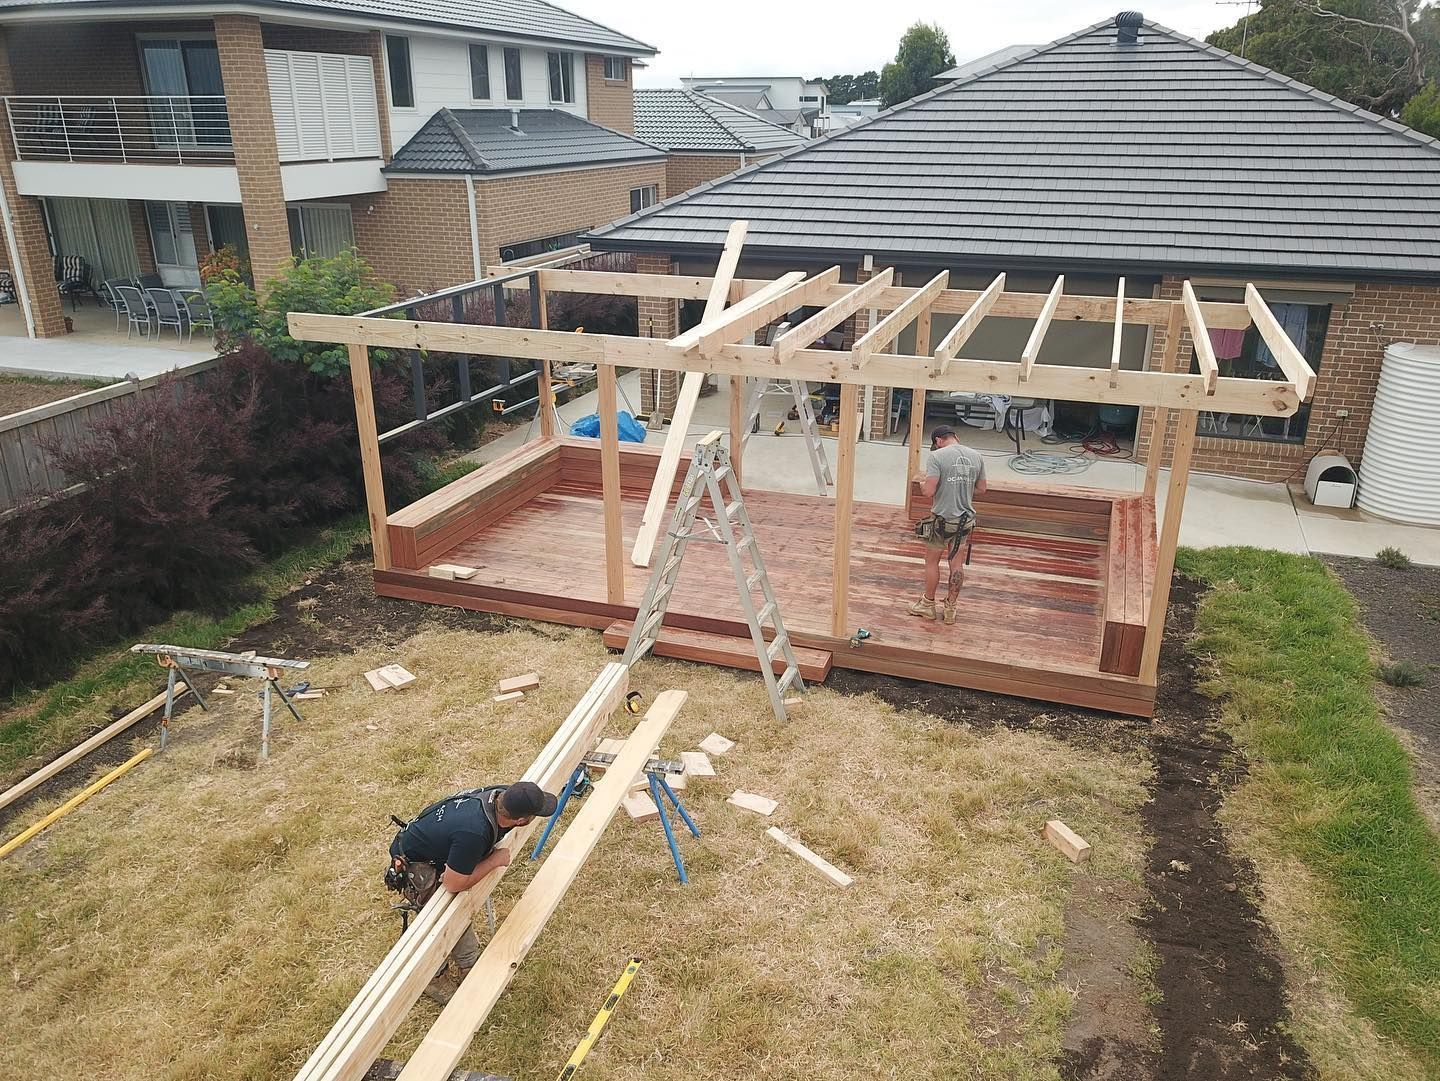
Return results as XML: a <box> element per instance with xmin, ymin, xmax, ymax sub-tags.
<box><xmin>588</xmin><ymin>17</ymin><xmax>1440</xmax><ymax>279</ymax></box>
<box><xmin>387</xmin><ymin>108</ymin><xmax>665</xmax><ymax>175</ymax></box>
<box><xmin>633</xmin><ymin>89</ymin><xmax>806</xmax><ymax>153</ymax></box>
<box><xmin>0</xmin><ymin>0</ymin><xmax>655</xmax><ymax>52</ymax></box>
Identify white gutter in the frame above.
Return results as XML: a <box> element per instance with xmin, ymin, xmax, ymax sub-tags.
<box><xmin>465</xmin><ymin>175</ymin><xmax>483</xmax><ymax>279</ymax></box>
<box><xmin>0</xmin><ymin>179</ymin><xmax>36</xmax><ymax>337</ymax></box>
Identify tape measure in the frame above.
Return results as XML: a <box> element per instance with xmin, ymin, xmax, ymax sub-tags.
<box><xmin>557</xmin><ymin>957</ymin><xmax>642</xmax><ymax>1079</ymax></box>
<box><xmin>623</xmin><ymin>691</ymin><xmax>644</xmax><ymax>715</ymax></box>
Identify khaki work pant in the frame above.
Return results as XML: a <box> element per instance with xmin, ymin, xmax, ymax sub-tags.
<box><xmin>403</xmin><ymin>863</ymin><xmax>481</xmax><ymax>971</ymax></box>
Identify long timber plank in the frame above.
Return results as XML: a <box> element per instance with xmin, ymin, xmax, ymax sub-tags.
<box><xmin>601</xmin><ymin>620</ymin><xmax>833</xmax><ymax>681</ymax></box>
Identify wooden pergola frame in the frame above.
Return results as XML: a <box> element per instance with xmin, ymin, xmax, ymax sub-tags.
<box><xmin>290</xmin><ymin>222</ymin><xmax>1315</xmax><ymax>688</ymax></box>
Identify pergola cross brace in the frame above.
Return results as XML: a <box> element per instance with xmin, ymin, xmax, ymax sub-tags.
<box><xmin>851</xmin><ymin>270</ymin><xmax>948</xmax><ymax>370</ymax></box>
<box><xmin>932</xmin><ymin>272</ymin><xmax>1005</xmax><ymax>375</ymax></box>
<box><xmin>771</xmin><ymin>268</ymin><xmax>895</xmax><ymax>363</ymax></box>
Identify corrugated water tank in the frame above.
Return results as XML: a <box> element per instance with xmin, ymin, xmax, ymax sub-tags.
<box><xmin>1358</xmin><ymin>342</ymin><xmax>1440</xmax><ymax>525</ymax></box>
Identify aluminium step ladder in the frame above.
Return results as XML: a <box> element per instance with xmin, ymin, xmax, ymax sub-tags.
<box><xmin>737</xmin><ymin>319</ymin><xmax>833</xmax><ymax>495</ymax></box>
<box><xmin>623</xmin><ymin>431</ymin><xmax>806</xmax><ymax>721</ymax></box>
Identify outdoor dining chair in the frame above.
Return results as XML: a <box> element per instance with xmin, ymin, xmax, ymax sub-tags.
<box><xmin>175</xmin><ymin>288</ymin><xmax>214</xmax><ymax>342</ymax></box>
<box><xmin>0</xmin><ymin>270</ymin><xmax>14</xmax><ymax>306</ymax></box>
<box><xmin>55</xmin><ymin>255</ymin><xmax>101</xmax><ymax>311</ymax></box>
<box><xmin>100</xmin><ymin>278</ymin><xmax>135</xmax><ymax>330</ymax></box>
<box><xmin>145</xmin><ymin>287</ymin><xmax>190</xmax><ymax>341</ymax></box>
<box><xmin>113</xmin><ymin>284</ymin><xmax>152</xmax><ymax>340</ymax></box>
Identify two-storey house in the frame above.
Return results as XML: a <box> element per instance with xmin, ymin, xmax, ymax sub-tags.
<box><xmin>0</xmin><ymin>0</ymin><xmax>661</xmax><ymax>338</ymax></box>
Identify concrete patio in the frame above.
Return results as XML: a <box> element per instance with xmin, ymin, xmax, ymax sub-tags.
<box><xmin>468</xmin><ymin>371</ymin><xmax>1440</xmax><ymax>567</ymax></box>
<box><xmin>0</xmin><ymin>300</ymin><xmax>214</xmax><ymax>380</ymax></box>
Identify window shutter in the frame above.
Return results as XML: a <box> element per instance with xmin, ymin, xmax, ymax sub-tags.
<box><xmin>266</xmin><ymin>49</ymin><xmax>381</xmax><ymax>161</ymax></box>
<box><xmin>266</xmin><ymin>50</ymin><xmax>300</xmax><ymax>160</ymax></box>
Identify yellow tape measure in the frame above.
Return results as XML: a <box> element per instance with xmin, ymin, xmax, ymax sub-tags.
<box><xmin>556</xmin><ymin>957</ymin><xmax>642</xmax><ymax>1080</ymax></box>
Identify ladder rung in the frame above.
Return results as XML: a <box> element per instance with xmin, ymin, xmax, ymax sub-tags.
<box><xmin>652</xmin><ymin>580</ymin><xmax>675</xmax><ymax>604</ymax></box>
<box><xmin>756</xmin><ymin>600</ymin><xmax>776</xmax><ymax>625</ymax></box>
<box><xmin>640</xmin><ymin>610</ymin><xmax>665</xmax><ymax>637</ymax></box>
<box><xmin>725</xmin><ymin>500</ymin><xmax>743</xmax><ymax>520</ymax></box>
<box><xmin>776</xmin><ymin>667</ymin><xmax>800</xmax><ymax>696</ymax></box>
<box><xmin>662</xmin><ymin>554</ymin><xmax>683</xmax><ymax>576</ymax></box>
<box><xmin>765</xmin><ymin>635</ymin><xmax>788</xmax><ymax>663</ymax></box>
<box><xmin>736</xmin><ymin>537</ymin><xmax>754</xmax><ymax>555</ymax></box>
<box><xmin>745</xmin><ymin>571</ymin><xmax>764</xmax><ymax>592</ymax></box>
<box><xmin>715</xmin><ymin>466</ymin><xmax>733</xmax><ymax>482</ymax></box>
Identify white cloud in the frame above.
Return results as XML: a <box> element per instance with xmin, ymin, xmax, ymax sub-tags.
<box><xmin>567</xmin><ymin>1</ymin><xmax>1239</xmax><ymax>86</ymax></box>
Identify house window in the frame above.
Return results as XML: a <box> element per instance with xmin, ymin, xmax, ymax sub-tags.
<box><xmin>503</xmin><ymin>47</ymin><xmax>523</xmax><ymax>100</ymax></box>
<box><xmin>629</xmin><ymin>184</ymin><xmax>659</xmax><ymax>214</ymax></box>
<box><xmin>287</xmin><ymin>203</ymin><xmax>355</xmax><ymax>260</ymax></box>
<box><xmin>469</xmin><ymin>44</ymin><xmax>491</xmax><ymax>100</ymax></box>
<box><xmin>548</xmin><ymin>51</ymin><xmax>574</xmax><ymax>103</ymax></box>
<box><xmin>385</xmin><ymin>35</ymin><xmax>413</xmax><ymax>109</ymax></box>
<box><xmin>499</xmin><ymin>228</ymin><xmax>587</xmax><ymax>262</ymax></box>
<box><xmin>603</xmin><ymin>56</ymin><xmax>627</xmax><ymax>80</ymax></box>
<box><xmin>205</xmin><ymin>204</ymin><xmax>248</xmax><ymax>257</ymax></box>
<box><xmin>1193</xmin><ymin>294</ymin><xmax>1330</xmax><ymax>444</ymax></box>
<box><xmin>799</xmin><ymin>94</ymin><xmax>819</xmax><ymax>103</ymax></box>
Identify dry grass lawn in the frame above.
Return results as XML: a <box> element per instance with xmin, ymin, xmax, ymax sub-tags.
<box><xmin>0</xmin><ymin>620</ymin><xmax>1151</xmax><ymax>1080</ymax></box>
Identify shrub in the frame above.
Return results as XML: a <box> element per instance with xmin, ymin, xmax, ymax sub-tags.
<box><xmin>208</xmin><ymin>249</ymin><xmax>398</xmax><ymax>378</ymax></box>
<box><xmin>1378</xmin><ymin>660</ymin><xmax>1427</xmax><ymax>688</ymax></box>
<box><xmin>199</xmin><ymin>244</ymin><xmax>251</xmax><ymax>287</ymax></box>
<box><xmin>1376</xmin><ymin>546</ymin><xmax>1413</xmax><ymax>570</ymax></box>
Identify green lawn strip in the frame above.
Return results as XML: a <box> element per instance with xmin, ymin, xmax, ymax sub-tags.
<box><xmin>0</xmin><ymin>515</ymin><xmax>368</xmax><ymax>778</ymax></box>
<box><xmin>1179</xmin><ymin>547</ymin><xmax>1440</xmax><ymax>1063</ymax></box>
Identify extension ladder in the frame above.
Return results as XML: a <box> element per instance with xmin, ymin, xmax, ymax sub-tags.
<box><xmin>623</xmin><ymin>432</ymin><xmax>805</xmax><ymax>721</ymax></box>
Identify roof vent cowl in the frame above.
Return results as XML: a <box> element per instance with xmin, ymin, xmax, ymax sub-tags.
<box><xmin>1115</xmin><ymin>11</ymin><xmax>1143</xmax><ymax>46</ymax></box>
<box><xmin>509</xmin><ymin>108</ymin><xmax>522</xmax><ymax>133</ymax></box>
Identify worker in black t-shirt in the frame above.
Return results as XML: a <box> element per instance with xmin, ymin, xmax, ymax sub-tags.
<box><xmin>387</xmin><ymin>780</ymin><xmax>557</xmax><ymax>1004</ymax></box>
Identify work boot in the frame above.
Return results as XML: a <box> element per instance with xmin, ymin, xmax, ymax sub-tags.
<box><xmin>423</xmin><ymin>963</ymin><xmax>459</xmax><ymax>1006</ymax></box>
<box><xmin>942</xmin><ymin>600</ymin><xmax>958</xmax><ymax>625</ymax></box>
<box><xmin>907</xmin><ymin>596</ymin><xmax>937</xmax><ymax>620</ymax></box>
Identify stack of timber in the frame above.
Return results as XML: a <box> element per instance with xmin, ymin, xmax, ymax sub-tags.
<box><xmin>1099</xmin><ymin>496</ymin><xmax>1157</xmax><ymax>677</ymax></box>
<box><xmin>290</xmin><ymin>662</ymin><xmax>631</xmax><ymax>1081</ymax></box>
<box><xmin>394</xmin><ymin>689</ymin><xmax>688</xmax><ymax>1080</ymax></box>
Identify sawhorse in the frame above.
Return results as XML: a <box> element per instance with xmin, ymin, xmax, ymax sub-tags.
<box><xmin>531</xmin><ymin>754</ymin><xmax>700</xmax><ymax>883</ymax></box>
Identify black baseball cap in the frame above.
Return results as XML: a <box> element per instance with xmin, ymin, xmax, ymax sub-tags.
<box><xmin>930</xmin><ymin>425</ymin><xmax>958</xmax><ymax>449</ymax></box>
<box><xmin>500</xmin><ymin>781</ymin><xmax>557</xmax><ymax>818</ymax></box>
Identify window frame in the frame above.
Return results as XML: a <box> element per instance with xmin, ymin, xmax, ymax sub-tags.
<box><xmin>503</xmin><ymin>46</ymin><xmax>523</xmax><ymax>101</ymax></box>
<box><xmin>468</xmin><ymin>43</ymin><xmax>491</xmax><ymax>102</ymax></box>
<box><xmin>384</xmin><ymin>34</ymin><xmax>414</xmax><ymax>110</ymax></box>
<box><xmin>629</xmin><ymin>184</ymin><xmax>659</xmax><ymax>214</ymax></box>
<box><xmin>287</xmin><ymin>201</ymin><xmax>356</xmax><ymax>261</ymax></box>
<box><xmin>602</xmin><ymin>55</ymin><xmax>627</xmax><ymax>81</ymax></box>
<box><xmin>547</xmin><ymin>50</ymin><xmax>575</xmax><ymax>104</ymax></box>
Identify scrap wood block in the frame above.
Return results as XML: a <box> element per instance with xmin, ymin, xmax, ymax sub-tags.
<box><xmin>727</xmin><ymin>789</ymin><xmax>777</xmax><ymax>816</ymax></box>
<box><xmin>497</xmin><ymin>672</ymin><xmax>540</xmax><ymax>695</ymax></box>
<box><xmin>363</xmin><ymin>669</ymin><xmax>391</xmax><ymax>692</ymax></box>
<box><xmin>429</xmin><ymin>563</ymin><xmax>479</xmax><ymax>580</ymax></box>
<box><xmin>680</xmin><ymin>750</ymin><xmax>715</xmax><ymax>778</ymax></box>
<box><xmin>212</xmin><ymin>688</ymin><xmax>234</xmax><ymax>696</ymax></box>
<box><xmin>493</xmin><ymin>691</ymin><xmax>525</xmax><ymax>703</ymax></box>
<box><xmin>1044</xmin><ymin>819</ymin><xmax>1092</xmax><ymax>864</ymax></box>
<box><xmin>622</xmin><ymin>791</ymin><xmax>659</xmax><ymax>822</ymax></box>
<box><xmin>366</xmin><ymin>665</ymin><xmax>417</xmax><ymax>691</ymax></box>
<box><xmin>293</xmin><ymin>692</ymin><xmax>325</xmax><ymax>700</ymax></box>
<box><xmin>766</xmin><ymin>826</ymin><xmax>854</xmax><ymax>888</ymax></box>
<box><xmin>699</xmin><ymin>732</ymin><xmax>735</xmax><ymax>756</ymax></box>
<box><xmin>427</xmin><ymin>565</ymin><xmax>456</xmax><ymax>580</ymax></box>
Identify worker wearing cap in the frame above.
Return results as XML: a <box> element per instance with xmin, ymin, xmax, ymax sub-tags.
<box><xmin>910</xmin><ymin>425</ymin><xmax>986</xmax><ymax>624</ymax></box>
<box><xmin>387</xmin><ymin>780</ymin><xmax>557</xmax><ymax>1003</ymax></box>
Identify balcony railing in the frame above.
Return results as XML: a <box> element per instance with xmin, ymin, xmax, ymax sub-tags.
<box><xmin>4</xmin><ymin>95</ymin><xmax>234</xmax><ymax>164</ymax></box>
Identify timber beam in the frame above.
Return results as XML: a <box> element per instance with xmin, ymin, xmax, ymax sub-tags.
<box><xmin>1246</xmin><ymin>283</ymin><xmax>1317</xmax><ymax>399</ymax></box>
<box><xmin>667</xmin><ymin>270</ymin><xmax>812</xmax><ymax>353</ymax></box>
<box><xmin>851</xmin><ymin>270</ymin><xmax>948</xmax><ymax>369</ymax></box>
<box><xmin>1181</xmin><ymin>280</ymin><xmax>1220</xmax><ymax>395</ymax></box>
<box><xmin>932</xmin><ymin>273</ymin><xmax>1004</xmax><ymax>374</ymax></box>
<box><xmin>1109</xmin><ymin>277</ymin><xmax>1125</xmax><ymax>388</ymax></box>
<box><xmin>1019</xmin><ymin>275</ymin><xmax>1064</xmax><ymax>382</ymax></box>
<box><xmin>287</xmin><ymin>314</ymin><xmax>1305</xmax><ymax>416</ymax></box>
<box><xmin>771</xmin><ymin>268</ymin><xmax>895</xmax><ymax>363</ymax></box>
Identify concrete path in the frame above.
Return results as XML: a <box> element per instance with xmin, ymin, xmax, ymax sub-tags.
<box><xmin>466</xmin><ymin>372</ymin><xmax>1440</xmax><ymax>567</ymax></box>
<box><xmin>0</xmin><ymin>304</ymin><xmax>214</xmax><ymax>380</ymax></box>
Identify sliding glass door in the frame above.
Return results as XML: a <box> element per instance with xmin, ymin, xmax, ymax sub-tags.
<box><xmin>145</xmin><ymin>201</ymin><xmax>200</xmax><ymax>287</ymax></box>
<box><xmin>140</xmin><ymin>38</ymin><xmax>230</xmax><ymax>148</ymax></box>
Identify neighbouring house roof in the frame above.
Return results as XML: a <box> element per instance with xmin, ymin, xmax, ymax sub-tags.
<box><xmin>387</xmin><ymin>108</ymin><xmax>665</xmax><ymax>175</ymax></box>
<box><xmin>634</xmin><ymin>89</ymin><xmax>805</xmax><ymax>153</ymax></box>
<box><xmin>702</xmin><ymin>89</ymin><xmax>772</xmax><ymax>112</ymax></box>
<box><xmin>588</xmin><ymin>16</ymin><xmax>1440</xmax><ymax>281</ymax></box>
<box><xmin>0</xmin><ymin>0</ymin><xmax>656</xmax><ymax>53</ymax></box>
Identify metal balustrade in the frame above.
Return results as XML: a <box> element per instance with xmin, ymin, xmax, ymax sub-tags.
<box><xmin>3</xmin><ymin>95</ymin><xmax>233</xmax><ymax>164</ymax></box>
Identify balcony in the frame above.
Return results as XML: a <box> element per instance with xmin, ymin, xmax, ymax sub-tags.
<box><xmin>4</xmin><ymin>95</ymin><xmax>234</xmax><ymax>164</ymax></box>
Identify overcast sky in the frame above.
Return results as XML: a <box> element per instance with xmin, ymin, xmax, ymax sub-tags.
<box><xmin>568</xmin><ymin>1</ymin><xmax>1242</xmax><ymax>86</ymax></box>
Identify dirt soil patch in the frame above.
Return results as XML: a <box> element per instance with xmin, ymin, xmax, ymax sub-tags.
<box><xmin>1324</xmin><ymin>555</ymin><xmax>1440</xmax><ymax>822</ymax></box>
<box><xmin>0</xmin><ymin>374</ymin><xmax>104</xmax><ymax>417</ymax></box>
<box><xmin>831</xmin><ymin>577</ymin><xmax>1312</xmax><ymax>1081</ymax></box>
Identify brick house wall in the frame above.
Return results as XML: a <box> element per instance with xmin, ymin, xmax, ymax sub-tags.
<box><xmin>1135</xmin><ymin>275</ymin><xmax>1440</xmax><ymax>482</ymax></box>
<box><xmin>4</xmin><ymin>21</ymin><xmax>211</xmax><ymax>95</ymax></box>
<box><xmin>126</xmin><ymin>202</ymin><xmax>157</xmax><ymax>274</ymax></box>
<box><xmin>584</xmin><ymin>54</ymin><xmax>634</xmax><ymax>134</ymax></box>
<box><xmin>665</xmin><ymin>152</ymin><xmax>779</xmax><ymax>197</ymax></box>
<box><xmin>473</xmin><ymin>160</ymin><xmax>665</xmax><ymax>267</ymax></box>
<box><xmin>636</xmin><ymin>252</ymin><xmax>680</xmax><ymax>416</ymax></box>
<box><xmin>348</xmin><ymin>177</ymin><xmax>473</xmax><ymax>294</ymax></box>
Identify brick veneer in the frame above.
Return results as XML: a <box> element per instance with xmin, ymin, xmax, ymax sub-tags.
<box><xmin>126</xmin><ymin>201</ymin><xmax>157</xmax><ymax>274</ymax></box>
<box><xmin>584</xmin><ymin>54</ymin><xmax>634</xmax><ymax>134</ymax></box>
<box><xmin>665</xmin><ymin>152</ymin><xmax>780</xmax><ymax>197</ymax></box>
<box><xmin>474</xmin><ymin>160</ymin><xmax>665</xmax><ymax>267</ymax></box>
<box><xmin>1132</xmin><ymin>275</ymin><xmax>1440</xmax><ymax>482</ymax></box>
<box><xmin>0</xmin><ymin>27</ymin><xmax>65</xmax><ymax>336</ymax></box>
<box><xmin>348</xmin><ymin>178</ymin><xmax>474</xmax><ymax>293</ymax></box>
<box><xmin>4</xmin><ymin>20</ymin><xmax>210</xmax><ymax>95</ymax></box>
<box><xmin>636</xmin><ymin>252</ymin><xmax>680</xmax><ymax>417</ymax></box>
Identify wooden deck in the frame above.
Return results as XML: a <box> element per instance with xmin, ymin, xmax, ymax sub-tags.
<box><xmin>375</xmin><ymin>439</ymin><xmax>1160</xmax><ymax>716</ymax></box>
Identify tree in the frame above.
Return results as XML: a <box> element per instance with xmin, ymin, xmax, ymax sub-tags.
<box><xmin>878</xmin><ymin>23</ymin><xmax>955</xmax><ymax>107</ymax></box>
<box><xmin>815</xmin><ymin>70</ymin><xmax>881</xmax><ymax>105</ymax></box>
<box><xmin>1207</xmin><ymin>0</ymin><xmax>1438</xmax><ymax>118</ymax></box>
<box><xmin>1401</xmin><ymin>77</ymin><xmax>1440</xmax><ymax>132</ymax></box>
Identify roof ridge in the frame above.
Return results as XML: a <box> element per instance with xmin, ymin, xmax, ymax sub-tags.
<box><xmin>1138</xmin><ymin>17</ymin><xmax>1440</xmax><ymax>156</ymax></box>
<box><xmin>696</xmin><ymin>90</ymin><xmax>800</xmax><ymax>139</ymax></box>
<box><xmin>687</xmin><ymin>91</ymin><xmax>749</xmax><ymax>150</ymax></box>
<box><xmin>590</xmin><ymin>19</ymin><xmax>1112</xmax><ymax>240</ymax></box>
<box><xmin>437</xmin><ymin>108</ymin><xmax>494</xmax><ymax>171</ymax></box>
<box><xmin>524</xmin><ymin>0</ymin><xmax>658</xmax><ymax>54</ymax></box>
<box><xmin>564</xmin><ymin>108</ymin><xmax>670</xmax><ymax>154</ymax></box>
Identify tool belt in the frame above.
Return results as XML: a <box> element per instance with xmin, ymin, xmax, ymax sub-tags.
<box><xmin>915</xmin><ymin>511</ymin><xmax>975</xmax><ymax>543</ymax></box>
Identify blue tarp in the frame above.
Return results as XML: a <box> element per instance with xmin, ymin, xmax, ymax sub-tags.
<box><xmin>569</xmin><ymin>411</ymin><xmax>647</xmax><ymax>443</ymax></box>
